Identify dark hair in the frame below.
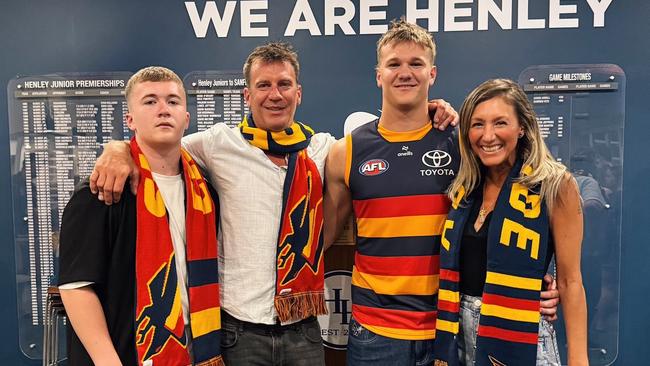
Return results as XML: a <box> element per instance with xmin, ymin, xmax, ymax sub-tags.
<box><xmin>243</xmin><ymin>42</ymin><xmax>299</xmax><ymax>85</ymax></box>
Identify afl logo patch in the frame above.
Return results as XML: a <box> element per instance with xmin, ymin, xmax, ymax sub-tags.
<box><xmin>359</xmin><ymin>159</ymin><xmax>389</xmax><ymax>176</ymax></box>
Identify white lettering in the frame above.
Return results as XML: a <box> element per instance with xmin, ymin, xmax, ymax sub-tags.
<box><xmin>586</xmin><ymin>0</ymin><xmax>613</xmax><ymax>27</ymax></box>
<box><xmin>51</xmin><ymin>80</ymin><xmax>75</xmax><ymax>88</ymax></box>
<box><xmin>561</xmin><ymin>72</ymin><xmax>592</xmax><ymax>81</ymax></box>
<box><xmin>517</xmin><ymin>0</ymin><xmax>545</xmax><ymax>29</ymax></box>
<box><xmin>184</xmin><ymin>1</ymin><xmax>236</xmax><ymax>38</ymax></box>
<box><xmin>285</xmin><ymin>0</ymin><xmax>322</xmax><ymax>36</ymax></box>
<box><xmin>406</xmin><ymin>0</ymin><xmax>439</xmax><ymax>32</ymax></box>
<box><xmin>397</xmin><ymin>151</ymin><xmax>414</xmax><ymax>157</ymax></box>
<box><xmin>197</xmin><ymin>79</ymin><xmax>213</xmax><ymax>87</ymax></box>
<box><xmin>549</xmin><ymin>0</ymin><xmax>578</xmax><ymax>29</ymax></box>
<box><xmin>241</xmin><ymin>0</ymin><xmax>268</xmax><ymax>37</ymax></box>
<box><xmin>362</xmin><ymin>162</ymin><xmax>387</xmax><ymax>172</ymax></box>
<box><xmin>478</xmin><ymin>0</ymin><xmax>512</xmax><ymax>31</ymax></box>
<box><xmin>359</xmin><ymin>0</ymin><xmax>387</xmax><ymax>35</ymax></box>
<box><xmin>325</xmin><ymin>0</ymin><xmax>356</xmax><ymax>35</ymax></box>
<box><xmin>23</xmin><ymin>81</ymin><xmax>49</xmax><ymax>89</ymax></box>
<box><xmin>186</xmin><ymin>0</ymin><xmax>613</xmax><ymax>38</ymax></box>
<box><xmin>420</xmin><ymin>168</ymin><xmax>455</xmax><ymax>176</ymax></box>
<box><xmin>445</xmin><ymin>0</ymin><xmax>473</xmax><ymax>32</ymax></box>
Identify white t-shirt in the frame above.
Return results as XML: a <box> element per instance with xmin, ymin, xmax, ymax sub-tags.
<box><xmin>152</xmin><ymin>172</ymin><xmax>190</xmax><ymax>324</ymax></box>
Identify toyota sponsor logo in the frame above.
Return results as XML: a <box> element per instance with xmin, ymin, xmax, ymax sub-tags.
<box><xmin>359</xmin><ymin>159</ymin><xmax>389</xmax><ymax>176</ymax></box>
<box><xmin>420</xmin><ymin>150</ymin><xmax>455</xmax><ymax>177</ymax></box>
<box><xmin>421</xmin><ymin>150</ymin><xmax>452</xmax><ymax>168</ymax></box>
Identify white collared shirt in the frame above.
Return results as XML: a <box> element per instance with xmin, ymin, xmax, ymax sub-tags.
<box><xmin>182</xmin><ymin>123</ymin><xmax>335</xmax><ymax>325</ymax></box>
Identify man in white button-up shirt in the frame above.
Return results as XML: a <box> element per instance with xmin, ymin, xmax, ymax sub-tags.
<box><xmin>181</xmin><ymin>43</ymin><xmax>333</xmax><ymax>365</ymax></box>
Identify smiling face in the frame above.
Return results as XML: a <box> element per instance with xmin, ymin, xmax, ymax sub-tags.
<box><xmin>126</xmin><ymin>80</ymin><xmax>189</xmax><ymax>151</ymax></box>
<box><xmin>468</xmin><ymin>96</ymin><xmax>523</xmax><ymax>170</ymax></box>
<box><xmin>376</xmin><ymin>41</ymin><xmax>436</xmax><ymax>111</ymax></box>
<box><xmin>244</xmin><ymin>60</ymin><xmax>302</xmax><ymax>132</ymax></box>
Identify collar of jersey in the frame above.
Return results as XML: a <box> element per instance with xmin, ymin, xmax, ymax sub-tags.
<box><xmin>377</xmin><ymin>122</ymin><xmax>432</xmax><ymax>142</ymax></box>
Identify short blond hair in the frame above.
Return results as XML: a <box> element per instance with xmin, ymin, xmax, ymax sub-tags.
<box><xmin>125</xmin><ymin>66</ymin><xmax>184</xmax><ymax>102</ymax></box>
<box><xmin>243</xmin><ymin>42</ymin><xmax>300</xmax><ymax>85</ymax></box>
<box><xmin>376</xmin><ymin>19</ymin><xmax>436</xmax><ymax>66</ymax></box>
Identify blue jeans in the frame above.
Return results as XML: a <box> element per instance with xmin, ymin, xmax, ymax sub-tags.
<box><xmin>346</xmin><ymin>317</ymin><xmax>435</xmax><ymax>366</ymax></box>
<box><xmin>459</xmin><ymin>294</ymin><xmax>560</xmax><ymax>366</ymax></box>
<box><xmin>220</xmin><ymin>312</ymin><xmax>325</xmax><ymax>366</ymax></box>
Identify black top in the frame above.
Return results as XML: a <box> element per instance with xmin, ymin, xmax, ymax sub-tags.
<box><xmin>459</xmin><ymin>189</ymin><xmax>555</xmax><ymax>296</ymax></box>
<box><xmin>58</xmin><ymin>180</ymin><xmax>139</xmax><ymax>365</ymax></box>
<box><xmin>459</xmin><ymin>198</ymin><xmax>491</xmax><ymax>296</ymax></box>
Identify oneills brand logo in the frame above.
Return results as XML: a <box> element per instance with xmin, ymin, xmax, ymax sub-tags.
<box><xmin>359</xmin><ymin>159</ymin><xmax>389</xmax><ymax>176</ymax></box>
<box><xmin>398</xmin><ymin>145</ymin><xmax>413</xmax><ymax>157</ymax></box>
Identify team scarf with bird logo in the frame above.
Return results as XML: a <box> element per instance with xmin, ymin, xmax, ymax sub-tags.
<box><xmin>434</xmin><ymin>160</ymin><xmax>552</xmax><ymax>366</ymax></box>
<box><xmin>239</xmin><ymin>114</ymin><xmax>327</xmax><ymax>322</ymax></box>
<box><xmin>130</xmin><ymin>138</ymin><xmax>223</xmax><ymax>366</ymax></box>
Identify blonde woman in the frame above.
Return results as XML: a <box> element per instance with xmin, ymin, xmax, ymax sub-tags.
<box><xmin>434</xmin><ymin>79</ymin><xmax>588</xmax><ymax>365</ymax></box>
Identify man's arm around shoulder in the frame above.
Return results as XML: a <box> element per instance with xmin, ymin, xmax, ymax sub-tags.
<box><xmin>90</xmin><ymin>141</ymin><xmax>137</xmax><ymax>205</ymax></box>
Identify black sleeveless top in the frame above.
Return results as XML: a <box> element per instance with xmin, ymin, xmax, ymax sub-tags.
<box><xmin>459</xmin><ymin>189</ymin><xmax>555</xmax><ymax>296</ymax></box>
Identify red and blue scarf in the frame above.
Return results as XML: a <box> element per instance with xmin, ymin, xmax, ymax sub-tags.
<box><xmin>131</xmin><ymin>138</ymin><xmax>223</xmax><ymax>366</ymax></box>
<box><xmin>239</xmin><ymin>115</ymin><xmax>327</xmax><ymax>322</ymax></box>
<box><xmin>434</xmin><ymin>160</ymin><xmax>551</xmax><ymax>366</ymax></box>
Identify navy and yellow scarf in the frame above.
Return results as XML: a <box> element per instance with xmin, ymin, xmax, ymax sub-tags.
<box><xmin>239</xmin><ymin>114</ymin><xmax>327</xmax><ymax>322</ymax></box>
<box><xmin>434</xmin><ymin>160</ymin><xmax>552</xmax><ymax>366</ymax></box>
<box><xmin>131</xmin><ymin>138</ymin><xmax>223</xmax><ymax>366</ymax></box>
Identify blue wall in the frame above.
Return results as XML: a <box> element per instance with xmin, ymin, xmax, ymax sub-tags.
<box><xmin>1</xmin><ymin>1</ymin><xmax>648</xmax><ymax>364</ymax></box>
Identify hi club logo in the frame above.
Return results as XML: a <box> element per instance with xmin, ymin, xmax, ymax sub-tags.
<box><xmin>317</xmin><ymin>270</ymin><xmax>352</xmax><ymax>350</ymax></box>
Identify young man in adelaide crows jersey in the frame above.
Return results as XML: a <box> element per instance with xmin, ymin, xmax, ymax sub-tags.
<box><xmin>324</xmin><ymin>20</ymin><xmax>560</xmax><ymax>365</ymax></box>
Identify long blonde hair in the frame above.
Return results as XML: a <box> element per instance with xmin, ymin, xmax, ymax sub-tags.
<box><xmin>448</xmin><ymin>79</ymin><xmax>567</xmax><ymax>211</ymax></box>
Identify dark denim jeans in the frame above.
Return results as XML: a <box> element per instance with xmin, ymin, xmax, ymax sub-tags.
<box><xmin>220</xmin><ymin>313</ymin><xmax>325</xmax><ymax>366</ymax></box>
<box><xmin>346</xmin><ymin>317</ymin><xmax>435</xmax><ymax>366</ymax></box>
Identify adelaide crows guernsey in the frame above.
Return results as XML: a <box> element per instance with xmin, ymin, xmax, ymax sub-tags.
<box><xmin>346</xmin><ymin>120</ymin><xmax>459</xmax><ymax>340</ymax></box>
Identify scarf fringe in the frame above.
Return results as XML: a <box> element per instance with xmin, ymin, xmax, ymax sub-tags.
<box><xmin>274</xmin><ymin>291</ymin><xmax>328</xmax><ymax>323</ymax></box>
<box><xmin>195</xmin><ymin>356</ymin><xmax>225</xmax><ymax>366</ymax></box>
